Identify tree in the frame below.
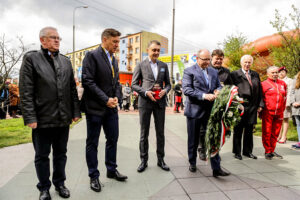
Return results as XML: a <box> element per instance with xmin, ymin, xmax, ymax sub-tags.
<box><xmin>0</xmin><ymin>35</ymin><xmax>26</xmax><ymax>90</ymax></box>
<box><xmin>220</xmin><ymin>32</ymin><xmax>252</xmax><ymax>71</ymax></box>
<box><xmin>269</xmin><ymin>5</ymin><xmax>300</xmax><ymax>77</ymax></box>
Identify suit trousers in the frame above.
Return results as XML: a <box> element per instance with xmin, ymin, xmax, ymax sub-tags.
<box><xmin>233</xmin><ymin>118</ymin><xmax>254</xmax><ymax>155</ymax></box>
<box><xmin>139</xmin><ymin>104</ymin><xmax>166</xmax><ymax>162</ymax></box>
<box><xmin>85</xmin><ymin>110</ymin><xmax>119</xmax><ymax>179</ymax></box>
<box><xmin>32</xmin><ymin>126</ymin><xmax>69</xmax><ymax>191</ymax></box>
<box><xmin>187</xmin><ymin>117</ymin><xmax>221</xmax><ymax>170</ymax></box>
<box><xmin>262</xmin><ymin>111</ymin><xmax>283</xmax><ymax>154</ymax></box>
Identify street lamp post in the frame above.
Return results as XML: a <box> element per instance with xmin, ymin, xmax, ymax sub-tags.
<box><xmin>73</xmin><ymin>5</ymin><xmax>88</xmax><ymax>78</ymax></box>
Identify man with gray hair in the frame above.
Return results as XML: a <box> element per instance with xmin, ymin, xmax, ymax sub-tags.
<box><xmin>231</xmin><ymin>55</ymin><xmax>263</xmax><ymax>160</ymax></box>
<box><xmin>19</xmin><ymin>26</ymin><xmax>81</xmax><ymax>200</ymax></box>
<box><xmin>261</xmin><ymin>66</ymin><xmax>287</xmax><ymax>160</ymax></box>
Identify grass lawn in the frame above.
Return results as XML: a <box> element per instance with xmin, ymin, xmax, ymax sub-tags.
<box><xmin>0</xmin><ymin>117</ymin><xmax>82</xmax><ymax>149</ymax></box>
<box><xmin>254</xmin><ymin>118</ymin><xmax>298</xmax><ymax>141</ymax></box>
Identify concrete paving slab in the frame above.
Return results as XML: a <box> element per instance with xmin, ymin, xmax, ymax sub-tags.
<box><xmin>238</xmin><ymin>173</ymin><xmax>279</xmax><ymax>188</ymax></box>
<box><xmin>189</xmin><ymin>191</ymin><xmax>229</xmax><ymax>200</ymax></box>
<box><xmin>170</xmin><ymin>166</ymin><xmax>203</xmax><ymax>179</ymax></box>
<box><xmin>257</xmin><ymin>186</ymin><xmax>300</xmax><ymax>200</ymax></box>
<box><xmin>208</xmin><ymin>175</ymin><xmax>250</xmax><ymax>191</ymax></box>
<box><xmin>224</xmin><ymin>189</ymin><xmax>267</xmax><ymax>200</ymax></box>
<box><xmin>178</xmin><ymin>177</ymin><xmax>220</xmax><ymax>194</ymax></box>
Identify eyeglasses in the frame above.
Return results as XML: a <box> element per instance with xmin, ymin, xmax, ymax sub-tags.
<box><xmin>152</xmin><ymin>48</ymin><xmax>160</xmax><ymax>52</ymax></box>
<box><xmin>198</xmin><ymin>57</ymin><xmax>210</xmax><ymax>62</ymax></box>
<box><xmin>46</xmin><ymin>36</ymin><xmax>62</xmax><ymax>41</ymax></box>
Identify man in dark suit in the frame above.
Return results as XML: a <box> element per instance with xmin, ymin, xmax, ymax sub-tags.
<box><xmin>82</xmin><ymin>28</ymin><xmax>127</xmax><ymax>193</ymax></box>
<box><xmin>132</xmin><ymin>40</ymin><xmax>171</xmax><ymax>173</ymax></box>
<box><xmin>231</xmin><ymin>55</ymin><xmax>263</xmax><ymax>160</ymax></box>
<box><xmin>182</xmin><ymin>49</ymin><xmax>229</xmax><ymax>177</ymax></box>
<box><xmin>198</xmin><ymin>49</ymin><xmax>233</xmax><ymax>157</ymax></box>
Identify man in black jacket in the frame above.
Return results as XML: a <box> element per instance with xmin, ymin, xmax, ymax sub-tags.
<box><xmin>19</xmin><ymin>26</ymin><xmax>81</xmax><ymax>200</ymax></box>
<box><xmin>82</xmin><ymin>28</ymin><xmax>127</xmax><ymax>193</ymax></box>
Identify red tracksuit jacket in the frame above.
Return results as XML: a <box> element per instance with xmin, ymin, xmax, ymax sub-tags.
<box><xmin>261</xmin><ymin>78</ymin><xmax>287</xmax><ymax>115</ymax></box>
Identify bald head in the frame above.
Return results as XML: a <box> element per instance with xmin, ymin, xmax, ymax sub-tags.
<box><xmin>196</xmin><ymin>49</ymin><xmax>211</xmax><ymax>69</ymax></box>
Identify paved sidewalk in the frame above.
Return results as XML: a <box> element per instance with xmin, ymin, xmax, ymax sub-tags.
<box><xmin>0</xmin><ymin>111</ymin><xmax>300</xmax><ymax>200</ymax></box>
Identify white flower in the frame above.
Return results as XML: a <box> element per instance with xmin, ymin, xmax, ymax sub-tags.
<box><xmin>227</xmin><ymin>111</ymin><xmax>233</xmax><ymax>117</ymax></box>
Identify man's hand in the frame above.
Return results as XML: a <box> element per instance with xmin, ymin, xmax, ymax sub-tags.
<box><xmin>113</xmin><ymin>97</ymin><xmax>118</xmax><ymax>106</ymax></box>
<box><xmin>214</xmin><ymin>90</ymin><xmax>220</xmax><ymax>97</ymax></box>
<box><xmin>204</xmin><ymin>94</ymin><xmax>216</xmax><ymax>101</ymax></box>
<box><xmin>107</xmin><ymin>98</ymin><xmax>117</xmax><ymax>108</ymax></box>
<box><xmin>293</xmin><ymin>102</ymin><xmax>300</xmax><ymax>108</ymax></box>
<box><xmin>72</xmin><ymin>117</ymin><xmax>80</xmax><ymax>122</ymax></box>
<box><xmin>27</xmin><ymin>122</ymin><xmax>37</xmax><ymax>129</ymax></box>
<box><xmin>159</xmin><ymin>89</ymin><xmax>166</xmax><ymax>98</ymax></box>
<box><xmin>146</xmin><ymin>91</ymin><xmax>156</xmax><ymax>102</ymax></box>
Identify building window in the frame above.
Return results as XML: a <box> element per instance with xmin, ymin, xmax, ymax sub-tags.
<box><xmin>135</xmin><ymin>47</ymin><xmax>139</xmax><ymax>54</ymax></box>
<box><xmin>122</xmin><ymin>39</ymin><xmax>125</xmax><ymax>43</ymax></box>
<box><xmin>122</xmin><ymin>50</ymin><xmax>125</xmax><ymax>54</ymax></box>
<box><xmin>129</xmin><ymin>38</ymin><xmax>133</xmax><ymax>44</ymax></box>
<box><xmin>129</xmin><ymin>49</ymin><xmax>133</xmax><ymax>54</ymax></box>
<box><xmin>122</xmin><ymin>61</ymin><xmax>125</xmax><ymax>64</ymax></box>
<box><xmin>135</xmin><ymin>59</ymin><xmax>139</xmax><ymax>65</ymax></box>
<box><xmin>129</xmin><ymin>60</ymin><xmax>132</xmax><ymax>66</ymax></box>
<box><xmin>135</xmin><ymin>36</ymin><xmax>139</xmax><ymax>42</ymax></box>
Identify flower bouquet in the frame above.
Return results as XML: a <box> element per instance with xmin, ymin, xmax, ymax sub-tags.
<box><xmin>205</xmin><ymin>85</ymin><xmax>244</xmax><ymax>158</ymax></box>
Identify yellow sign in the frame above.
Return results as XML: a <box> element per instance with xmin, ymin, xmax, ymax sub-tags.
<box><xmin>158</xmin><ymin>54</ymin><xmax>189</xmax><ymax>63</ymax></box>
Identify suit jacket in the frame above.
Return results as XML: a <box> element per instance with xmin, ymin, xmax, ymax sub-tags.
<box><xmin>182</xmin><ymin>64</ymin><xmax>222</xmax><ymax>119</ymax></box>
<box><xmin>82</xmin><ymin>46</ymin><xmax>121</xmax><ymax>116</ymax></box>
<box><xmin>131</xmin><ymin>58</ymin><xmax>171</xmax><ymax>108</ymax></box>
<box><xmin>230</xmin><ymin>69</ymin><xmax>263</xmax><ymax>124</ymax></box>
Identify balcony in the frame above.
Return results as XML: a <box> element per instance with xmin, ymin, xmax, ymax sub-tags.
<box><xmin>126</xmin><ymin>53</ymin><xmax>132</xmax><ymax>59</ymax></box>
<box><xmin>127</xmin><ymin>43</ymin><xmax>132</xmax><ymax>48</ymax></box>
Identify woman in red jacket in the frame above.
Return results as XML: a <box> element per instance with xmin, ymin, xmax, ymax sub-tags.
<box><xmin>261</xmin><ymin>66</ymin><xmax>287</xmax><ymax>160</ymax></box>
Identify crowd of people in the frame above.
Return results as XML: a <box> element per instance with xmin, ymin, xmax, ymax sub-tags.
<box><xmin>0</xmin><ymin>79</ymin><xmax>22</xmax><ymax>119</ymax></box>
<box><xmin>0</xmin><ymin>26</ymin><xmax>298</xmax><ymax>200</ymax></box>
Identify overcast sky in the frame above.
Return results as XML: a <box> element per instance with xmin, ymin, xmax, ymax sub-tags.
<box><xmin>0</xmin><ymin>0</ymin><xmax>299</xmax><ymax>55</ymax></box>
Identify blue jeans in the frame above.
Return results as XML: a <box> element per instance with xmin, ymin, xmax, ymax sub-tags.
<box><xmin>295</xmin><ymin>116</ymin><xmax>300</xmax><ymax>142</ymax></box>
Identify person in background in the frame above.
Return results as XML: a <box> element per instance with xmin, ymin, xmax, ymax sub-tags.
<box><xmin>261</xmin><ymin>66</ymin><xmax>287</xmax><ymax>160</ymax></box>
<box><xmin>230</xmin><ymin>55</ymin><xmax>263</xmax><ymax>160</ymax></box>
<box><xmin>277</xmin><ymin>66</ymin><xmax>293</xmax><ymax>144</ymax></box>
<box><xmin>290</xmin><ymin>72</ymin><xmax>300</xmax><ymax>149</ymax></box>
<box><xmin>9</xmin><ymin>79</ymin><xmax>20</xmax><ymax>118</ymax></box>
<box><xmin>122</xmin><ymin>82</ymin><xmax>131</xmax><ymax>112</ymax></box>
<box><xmin>173</xmin><ymin>80</ymin><xmax>182</xmax><ymax>113</ymax></box>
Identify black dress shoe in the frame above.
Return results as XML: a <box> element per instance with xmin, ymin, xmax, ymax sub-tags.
<box><xmin>272</xmin><ymin>152</ymin><xmax>283</xmax><ymax>159</ymax></box>
<box><xmin>213</xmin><ymin>169</ymin><xmax>230</xmax><ymax>177</ymax></box>
<box><xmin>157</xmin><ymin>160</ymin><xmax>170</xmax><ymax>171</ymax></box>
<box><xmin>243</xmin><ymin>153</ymin><xmax>257</xmax><ymax>159</ymax></box>
<box><xmin>265</xmin><ymin>153</ymin><xmax>272</xmax><ymax>160</ymax></box>
<box><xmin>55</xmin><ymin>185</ymin><xmax>70</xmax><ymax>198</ymax></box>
<box><xmin>107</xmin><ymin>170</ymin><xmax>128</xmax><ymax>181</ymax></box>
<box><xmin>137</xmin><ymin>162</ymin><xmax>148</xmax><ymax>173</ymax></box>
<box><xmin>199</xmin><ymin>153</ymin><xmax>207</xmax><ymax>161</ymax></box>
<box><xmin>189</xmin><ymin>165</ymin><xmax>196</xmax><ymax>172</ymax></box>
<box><xmin>234</xmin><ymin>154</ymin><xmax>242</xmax><ymax>160</ymax></box>
<box><xmin>39</xmin><ymin>190</ymin><xmax>51</xmax><ymax>200</ymax></box>
<box><xmin>90</xmin><ymin>178</ymin><xmax>101</xmax><ymax>192</ymax></box>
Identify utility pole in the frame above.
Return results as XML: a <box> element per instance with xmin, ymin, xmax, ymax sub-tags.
<box><xmin>170</xmin><ymin>0</ymin><xmax>175</xmax><ymax>106</ymax></box>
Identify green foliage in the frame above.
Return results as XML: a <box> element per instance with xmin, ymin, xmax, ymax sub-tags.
<box><xmin>220</xmin><ymin>32</ymin><xmax>251</xmax><ymax>71</ymax></box>
<box><xmin>0</xmin><ymin>117</ymin><xmax>82</xmax><ymax>148</ymax></box>
<box><xmin>0</xmin><ymin>118</ymin><xmax>31</xmax><ymax>148</ymax></box>
<box><xmin>269</xmin><ymin>5</ymin><xmax>300</xmax><ymax>77</ymax></box>
<box><xmin>205</xmin><ymin>86</ymin><xmax>243</xmax><ymax>157</ymax></box>
<box><xmin>254</xmin><ymin>118</ymin><xmax>298</xmax><ymax>141</ymax></box>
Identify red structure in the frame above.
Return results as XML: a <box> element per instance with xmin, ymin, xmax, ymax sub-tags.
<box><xmin>119</xmin><ymin>71</ymin><xmax>133</xmax><ymax>85</ymax></box>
